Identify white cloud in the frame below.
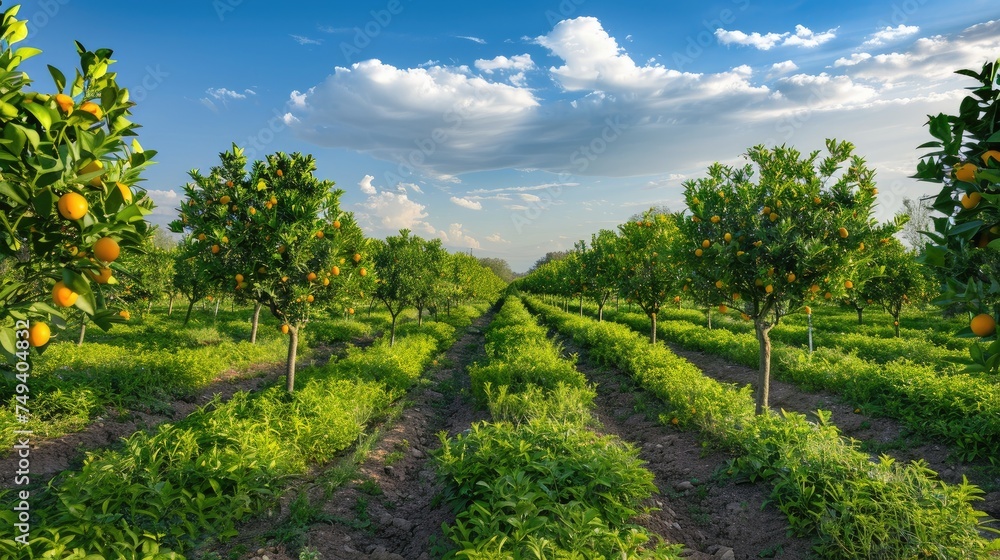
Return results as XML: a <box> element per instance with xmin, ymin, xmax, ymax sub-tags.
<box><xmin>715</xmin><ymin>24</ymin><xmax>836</xmax><ymax>50</ymax></box>
<box><xmin>519</xmin><ymin>193</ymin><xmax>541</xmax><ymax>202</ymax></box>
<box><xmin>782</xmin><ymin>25</ymin><xmax>837</xmax><ymax>48</ymax></box>
<box><xmin>769</xmin><ymin>60</ymin><xmax>799</xmax><ymax>76</ymax></box>
<box><xmin>357</xmin><ymin>191</ymin><xmax>429</xmax><ymax>231</ymax></box>
<box><xmin>398</xmin><ymin>182</ymin><xmax>423</xmax><ymax>194</ymax></box>
<box><xmin>418</xmin><ymin>59</ymin><xmax>439</xmax><ymax>67</ymax></box>
<box><xmin>715</xmin><ymin>28</ymin><xmax>787</xmax><ymax>50</ymax></box>
<box><xmin>457</xmin><ymin>35</ymin><xmax>486</xmax><ymax>44</ymax></box>
<box><xmin>291</xmin><ymin>34</ymin><xmax>322</xmax><ymax>45</ymax></box>
<box><xmin>205</xmin><ymin>87</ymin><xmax>255</xmax><ymax>100</ymax></box>
<box><xmin>486</xmin><ymin>233</ymin><xmax>510</xmax><ymax>244</ymax></box>
<box><xmin>864</xmin><ymin>24</ymin><xmax>919</xmax><ymax>46</ymax></box>
<box><xmin>359</xmin><ymin>175</ymin><xmax>377</xmax><ymax>195</ymax></box>
<box><xmin>475</xmin><ymin>54</ymin><xmax>535</xmax><ymax>73</ymax></box>
<box><xmin>439</xmin><ymin>223</ymin><xmax>480</xmax><ymax>249</ymax></box>
<box><xmin>450</xmin><ymin>196</ymin><xmax>483</xmax><ymax>210</ymax></box>
<box><xmin>834</xmin><ymin>52</ymin><xmax>872</xmax><ymax>67</ymax></box>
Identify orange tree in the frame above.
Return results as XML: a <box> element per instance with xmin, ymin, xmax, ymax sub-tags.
<box><xmin>837</xmin><ymin>219</ymin><xmax>906</xmax><ymax>325</ymax></box>
<box><xmin>864</xmin><ymin>238</ymin><xmax>931</xmax><ymax>337</ymax></box>
<box><xmin>171</xmin><ymin>148</ymin><xmax>366</xmax><ymax>391</ymax></box>
<box><xmin>371</xmin><ymin>229</ymin><xmax>425</xmax><ymax>346</ymax></box>
<box><xmin>915</xmin><ymin>58</ymin><xmax>1000</xmax><ymax>371</ymax></box>
<box><xmin>0</xmin><ymin>6</ymin><xmax>155</xmax><ymax>360</ymax></box>
<box><xmin>410</xmin><ymin>236</ymin><xmax>446</xmax><ymax>326</ymax></box>
<box><xmin>680</xmin><ymin>140</ymin><xmax>885</xmax><ymax>414</ymax></box>
<box><xmin>582</xmin><ymin>229</ymin><xmax>622</xmax><ymax>321</ymax></box>
<box><xmin>616</xmin><ymin>209</ymin><xmax>679</xmax><ymax>343</ymax></box>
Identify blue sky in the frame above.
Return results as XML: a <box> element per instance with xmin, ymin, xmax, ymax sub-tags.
<box><xmin>15</xmin><ymin>0</ymin><xmax>1000</xmax><ymax>271</ymax></box>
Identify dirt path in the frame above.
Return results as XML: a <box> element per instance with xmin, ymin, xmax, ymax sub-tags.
<box><xmin>665</xmin><ymin>341</ymin><xmax>1000</xmax><ymax>520</ymax></box>
<box><xmin>0</xmin><ymin>338</ymin><xmax>365</xmax><ymax>489</ymax></box>
<box><xmin>558</xmin><ymin>334</ymin><xmax>816</xmax><ymax>560</ymax></box>
<box><xmin>215</xmin><ymin>312</ymin><xmax>494</xmax><ymax>560</ymax></box>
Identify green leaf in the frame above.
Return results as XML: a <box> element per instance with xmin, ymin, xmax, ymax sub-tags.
<box><xmin>31</xmin><ymin>187</ymin><xmax>55</xmax><ymax>217</ymax></box>
<box><xmin>21</xmin><ymin>102</ymin><xmax>56</xmax><ymax>131</ymax></box>
<box><xmin>63</xmin><ymin>269</ymin><xmax>97</xmax><ymax>316</ymax></box>
<box><xmin>48</xmin><ymin>64</ymin><xmax>66</xmax><ymax>92</ymax></box>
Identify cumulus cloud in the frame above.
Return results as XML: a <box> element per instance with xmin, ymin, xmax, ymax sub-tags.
<box><xmin>475</xmin><ymin>54</ymin><xmax>534</xmax><ymax>73</ymax></box>
<box><xmin>769</xmin><ymin>60</ymin><xmax>799</xmax><ymax>76</ymax></box>
<box><xmin>359</xmin><ymin>175</ymin><xmax>377</xmax><ymax>195</ymax></box>
<box><xmin>486</xmin><ymin>233</ymin><xmax>510</xmax><ymax>244</ymax></box>
<box><xmin>357</xmin><ymin>191</ymin><xmax>429</xmax><ymax>231</ymax></box>
<box><xmin>715</xmin><ymin>29</ymin><xmax>786</xmax><ymax>50</ymax></box>
<box><xmin>864</xmin><ymin>24</ymin><xmax>919</xmax><ymax>46</ymax></box>
<box><xmin>834</xmin><ymin>53</ymin><xmax>872</xmax><ymax>67</ymax></box>
<box><xmin>716</xmin><ymin>24</ymin><xmax>836</xmax><ymax>50</ymax></box>
<box><xmin>438</xmin><ymin>223</ymin><xmax>480</xmax><ymax>248</ymax></box>
<box><xmin>450</xmin><ymin>196</ymin><xmax>483</xmax><ymax>210</ymax></box>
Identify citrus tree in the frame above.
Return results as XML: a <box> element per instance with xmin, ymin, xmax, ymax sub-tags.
<box><xmin>171</xmin><ymin>239</ymin><xmax>214</xmax><ymax>326</ymax></box>
<box><xmin>371</xmin><ymin>229</ymin><xmax>422</xmax><ymax>346</ymax></box>
<box><xmin>915</xmin><ymin>57</ymin><xmax>1000</xmax><ymax>371</ymax></box>
<box><xmin>410</xmin><ymin>236</ymin><xmax>446</xmax><ymax>326</ymax></box>
<box><xmin>680</xmin><ymin>140</ymin><xmax>885</xmax><ymax>414</ymax></box>
<box><xmin>0</xmin><ymin>6</ymin><xmax>156</xmax><ymax>360</ymax></box>
<box><xmin>581</xmin><ymin>229</ymin><xmax>622</xmax><ymax>321</ymax></box>
<box><xmin>171</xmin><ymin>148</ymin><xmax>366</xmax><ymax>391</ymax></box>
<box><xmin>864</xmin><ymin>239</ymin><xmax>931</xmax><ymax>337</ymax></box>
<box><xmin>616</xmin><ymin>210</ymin><xmax>679</xmax><ymax>343</ymax></box>
<box><xmin>837</xmin><ymin>220</ymin><xmax>905</xmax><ymax>325</ymax></box>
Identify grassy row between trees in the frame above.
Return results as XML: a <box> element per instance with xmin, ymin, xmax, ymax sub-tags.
<box><xmin>0</xmin><ymin>304</ymin><xmax>485</xmax><ymax>558</ymax></box>
<box><xmin>0</xmin><ymin>308</ymin><xmax>387</xmax><ymax>452</ymax></box>
<box><xmin>573</xmin><ymin>300</ymin><xmax>1000</xmax><ymax>464</ymax></box>
<box><xmin>433</xmin><ymin>297</ymin><xmax>683</xmax><ymax>558</ymax></box>
<box><xmin>524</xmin><ymin>295</ymin><xmax>998</xmax><ymax>559</ymax></box>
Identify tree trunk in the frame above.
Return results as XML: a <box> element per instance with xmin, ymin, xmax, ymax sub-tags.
<box><xmin>77</xmin><ymin>320</ymin><xmax>86</xmax><ymax>346</ymax></box>
<box><xmin>598</xmin><ymin>302</ymin><xmax>604</xmax><ymax>322</ymax></box>
<box><xmin>285</xmin><ymin>326</ymin><xmax>299</xmax><ymax>393</ymax></box>
<box><xmin>650</xmin><ymin>312</ymin><xmax>657</xmax><ymax>344</ymax></box>
<box><xmin>579</xmin><ymin>294</ymin><xmax>584</xmax><ymax>316</ymax></box>
<box><xmin>183</xmin><ymin>299</ymin><xmax>196</xmax><ymax>326</ymax></box>
<box><xmin>147</xmin><ymin>300</ymin><xmax>153</xmax><ymax>314</ymax></box>
<box><xmin>755</xmin><ymin>321</ymin><xmax>773</xmax><ymax>415</ymax></box>
<box><xmin>167</xmin><ymin>294</ymin><xmax>174</xmax><ymax>315</ymax></box>
<box><xmin>707</xmin><ymin>307</ymin><xmax>712</xmax><ymax>329</ymax></box>
<box><xmin>417</xmin><ymin>305</ymin><xmax>424</xmax><ymax>326</ymax></box>
<box><xmin>857</xmin><ymin>306</ymin><xmax>864</xmax><ymax>325</ymax></box>
<box><xmin>615</xmin><ymin>295</ymin><xmax>619</xmax><ymax>313</ymax></box>
<box><xmin>213</xmin><ymin>299</ymin><xmax>220</xmax><ymax>317</ymax></box>
<box><xmin>250</xmin><ymin>302</ymin><xmax>262</xmax><ymax>344</ymax></box>
<box><xmin>893</xmin><ymin>312</ymin><xmax>900</xmax><ymax>337</ymax></box>
<box><xmin>389</xmin><ymin>313</ymin><xmax>398</xmax><ymax>347</ymax></box>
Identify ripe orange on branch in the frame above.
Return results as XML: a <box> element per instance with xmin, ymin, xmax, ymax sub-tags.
<box><xmin>52</xmin><ymin>281</ymin><xmax>78</xmax><ymax>307</ymax></box>
<box><xmin>58</xmin><ymin>192</ymin><xmax>88</xmax><ymax>220</ymax></box>
<box><xmin>28</xmin><ymin>323</ymin><xmax>51</xmax><ymax>347</ymax></box>
<box><xmin>960</xmin><ymin>192</ymin><xmax>982</xmax><ymax>210</ymax></box>
<box><xmin>971</xmin><ymin>313</ymin><xmax>996</xmax><ymax>337</ymax></box>
<box><xmin>93</xmin><ymin>237</ymin><xmax>120</xmax><ymax>263</ymax></box>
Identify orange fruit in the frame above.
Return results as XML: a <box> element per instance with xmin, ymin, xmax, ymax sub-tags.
<box><xmin>278</xmin><ymin>245</ymin><xmax>286</xmax><ymax>254</ymax></box>
<box><xmin>307</xmin><ymin>272</ymin><xmax>317</xmax><ymax>282</ymax></box>
<box><xmin>197</xmin><ymin>233</ymin><xmax>207</xmax><ymax>241</ymax></box>
<box><xmin>960</xmin><ymin>192</ymin><xmax>982</xmax><ymax>210</ymax></box>
<box><xmin>316</xmin><ymin>230</ymin><xmax>324</xmax><ymax>239</ymax></box>
<box><xmin>88</xmin><ymin>267</ymin><xmax>113</xmax><ymax>284</ymax></box>
<box><xmin>813</xmin><ymin>196</ymin><xmax>822</xmax><ymax>204</ymax></box>
<box><xmin>332</xmin><ymin>266</ymin><xmax>341</xmax><ymax>276</ymax></box>
<box><xmin>54</xmin><ymin>93</ymin><xmax>74</xmax><ymax>113</ymax></box>
<box><xmin>982</xmin><ymin>150</ymin><xmax>1000</xmax><ymax>165</ymax></box>
<box><xmin>118</xmin><ymin>310</ymin><xmax>130</xmax><ymax>320</ymax></box>
<box><xmin>954</xmin><ymin>162</ymin><xmax>977</xmax><ymax>183</ymax></box>
<box><xmin>348</xmin><ymin>307</ymin><xmax>355</xmax><ymax>315</ymax></box>
<box><xmin>52</xmin><ymin>281</ymin><xmax>78</xmax><ymax>307</ymax></box>
<box><xmin>692</xmin><ymin>216</ymin><xmax>701</xmax><ymax>222</ymax></box>
<box><xmin>28</xmin><ymin>323</ymin><xmax>50</xmax><ymax>347</ymax></box>
<box><xmin>786</xmin><ymin>272</ymin><xmax>796</xmax><ymax>283</ymax></box>
<box><xmin>235</xmin><ymin>273</ymin><xmax>244</xmax><ymax>282</ymax></box>
<box><xmin>249</xmin><ymin>207</ymin><xmax>256</xmax><ymax>215</ymax></box>
<box><xmin>670</xmin><ymin>417</ymin><xmax>679</xmax><ymax>425</ymax></box>
<box><xmin>80</xmin><ymin>160</ymin><xmax>104</xmax><ymax>187</ymax></box>
<box><xmin>824</xmin><ymin>292</ymin><xmax>832</xmax><ymax>299</ymax></box>
<box><xmin>765</xmin><ymin>284</ymin><xmax>774</xmax><ymax>294</ymax></box>
<box><xmin>333</xmin><ymin>220</ymin><xmax>341</xmax><ymax>229</ymax></box>
<box><xmin>115</xmin><ymin>182</ymin><xmax>133</xmax><ymax>204</ymax></box>
<box><xmin>803</xmin><ymin>306</ymin><xmax>812</xmax><ymax>315</ymax></box>
<box><xmin>353</xmin><ymin>253</ymin><xmax>362</xmax><ymax>263</ymax></box>
<box><xmin>695</xmin><ymin>249</ymin><xmax>703</xmax><ymax>257</ymax></box>
<box><xmin>971</xmin><ymin>313</ymin><xmax>996</xmax><ymax>337</ymax></box>
<box><xmin>809</xmin><ymin>284</ymin><xmax>820</xmax><ymax>293</ymax></box>
<box><xmin>270</xmin><ymin>196</ymin><xmax>278</xmax><ymax>205</ymax></box>
<box><xmin>732</xmin><ymin>292</ymin><xmax>740</xmax><ymax>300</ymax></box>
<box><xmin>220</xmin><ymin>195</ymin><xmax>231</xmax><ymax>205</ymax></box>
<box><xmin>845</xmin><ymin>280</ymin><xmax>854</xmax><ymax>289</ymax></box>
<box><xmin>715</xmin><ymin>280</ymin><xmax>724</xmax><ymax>289</ymax></box>
<box><xmin>769</xmin><ymin>212</ymin><xmax>778</xmax><ymax>222</ymax></box>
<box><xmin>724</xmin><ymin>233</ymin><xmax>732</xmax><ymax>242</ymax></box>
<box><xmin>276</xmin><ymin>169</ymin><xmax>283</xmax><ymax>177</ymax></box>
<box><xmin>93</xmin><ymin>237</ymin><xmax>120</xmax><ymax>263</ymax></box>
<box><xmin>718</xmin><ymin>304</ymin><xmax>728</xmax><ymax>314</ymax></box>
<box><xmin>838</xmin><ymin>227</ymin><xmax>849</xmax><ymax>238</ymax></box>
<box><xmin>280</xmin><ymin>324</ymin><xmax>290</xmax><ymax>334</ymax></box>
<box><xmin>306</xmin><ymin>294</ymin><xmax>315</xmax><ymax>303</ymax></box>
<box><xmin>710</xmin><ymin>215</ymin><xmax>720</xmax><ymax>223</ymax></box>
<box><xmin>226</xmin><ymin>180</ymin><xmax>234</xmax><ymax>187</ymax></box>
<box><xmin>762</xmin><ymin>206</ymin><xmax>771</xmax><ymax>215</ymax></box>
<box><xmin>673</xmin><ymin>296</ymin><xmax>681</xmax><ymax>303</ymax></box>
<box><xmin>702</xmin><ymin>239</ymin><xmax>711</xmax><ymax>248</ymax></box>
<box><xmin>359</xmin><ymin>268</ymin><xmax>368</xmax><ymax>277</ymax></box>
<box><xmin>79</xmin><ymin>101</ymin><xmax>102</xmax><ymax>119</ymax></box>
<box><xmin>858</xmin><ymin>242</ymin><xmax>865</xmax><ymax>251</ymax></box>
<box><xmin>58</xmin><ymin>192</ymin><xmax>88</xmax><ymax>220</ymax></box>
<box><xmin>211</xmin><ymin>244</ymin><xmax>220</xmax><ymax>254</ymax></box>
<box><xmin>281</xmin><ymin>276</ymin><xmax>289</xmax><ymax>282</ymax></box>
<box><xmin>322</xmin><ymin>277</ymin><xmax>330</xmax><ymax>286</ymax></box>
